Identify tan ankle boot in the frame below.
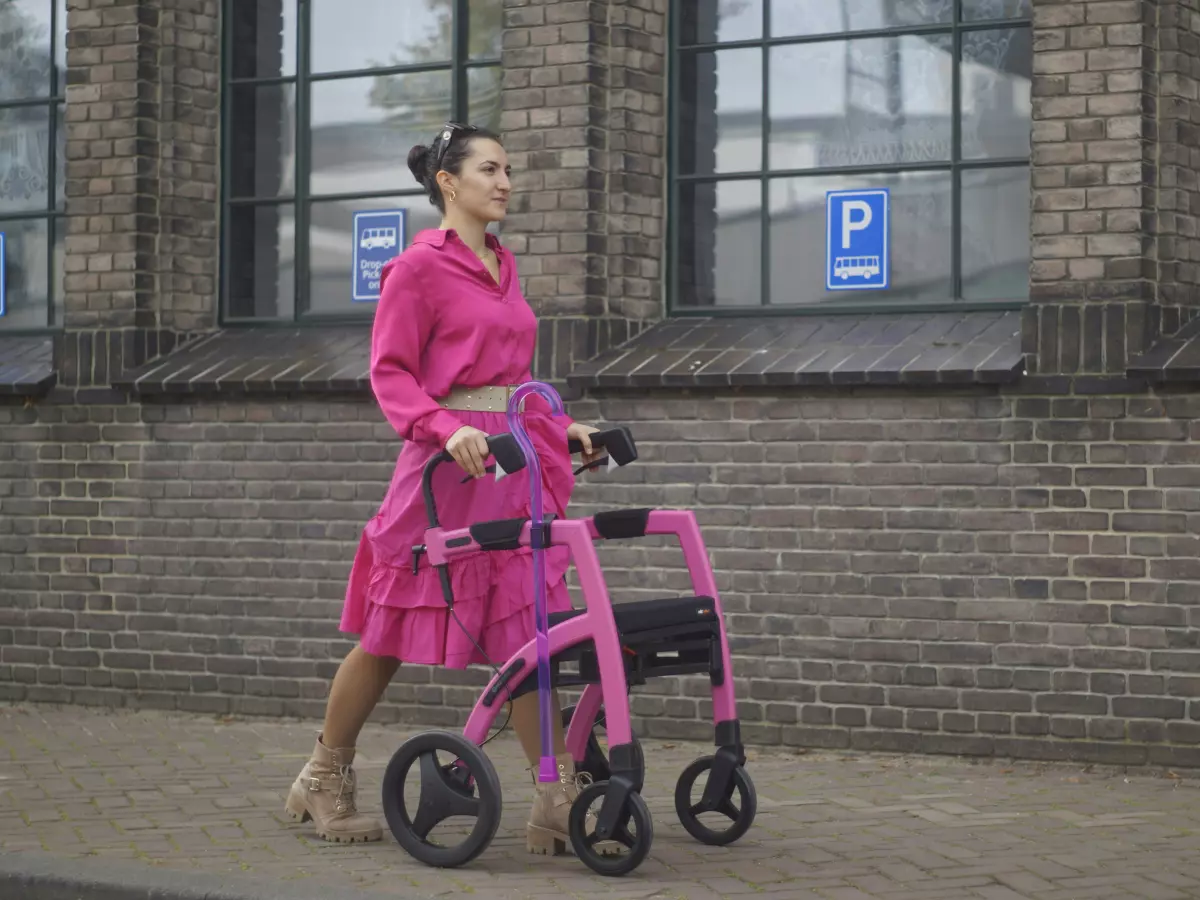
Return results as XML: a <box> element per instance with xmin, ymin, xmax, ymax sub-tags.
<box><xmin>284</xmin><ymin>736</ymin><xmax>382</xmax><ymax>843</ymax></box>
<box><xmin>526</xmin><ymin>757</ymin><xmax>620</xmax><ymax>857</ymax></box>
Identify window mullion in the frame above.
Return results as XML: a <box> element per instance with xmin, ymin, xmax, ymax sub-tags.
<box><xmin>951</xmin><ymin>12</ymin><xmax>963</xmax><ymax>302</ymax></box>
<box><xmin>451</xmin><ymin>0</ymin><xmax>469</xmax><ymax>121</ymax></box>
<box><xmin>295</xmin><ymin>0</ymin><xmax>311</xmax><ymax>320</ymax></box>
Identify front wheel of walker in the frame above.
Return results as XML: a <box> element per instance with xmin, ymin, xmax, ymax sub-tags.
<box><xmin>381</xmin><ymin>731</ymin><xmax>502</xmax><ymax>868</ymax></box>
<box><xmin>568</xmin><ymin>781</ymin><xmax>653</xmax><ymax>877</ymax></box>
<box><xmin>674</xmin><ymin>756</ymin><xmax>757</xmax><ymax>846</ymax></box>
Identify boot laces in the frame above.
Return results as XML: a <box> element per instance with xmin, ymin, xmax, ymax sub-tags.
<box><xmin>333</xmin><ymin>763</ymin><xmax>357</xmax><ymax>816</ymax></box>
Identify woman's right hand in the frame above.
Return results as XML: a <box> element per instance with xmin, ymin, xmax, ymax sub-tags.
<box><xmin>446</xmin><ymin>425</ymin><xmax>491</xmax><ymax>479</ymax></box>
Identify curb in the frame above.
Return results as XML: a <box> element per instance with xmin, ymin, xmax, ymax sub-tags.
<box><xmin>0</xmin><ymin>852</ymin><xmax>398</xmax><ymax>900</ymax></box>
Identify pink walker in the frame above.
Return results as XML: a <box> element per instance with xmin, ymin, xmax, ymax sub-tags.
<box><xmin>381</xmin><ymin>382</ymin><xmax>756</xmax><ymax>877</ymax></box>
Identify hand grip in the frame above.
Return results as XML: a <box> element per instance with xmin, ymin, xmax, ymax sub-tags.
<box><xmin>568</xmin><ymin>426</ymin><xmax>638</xmax><ymax>467</ymax></box>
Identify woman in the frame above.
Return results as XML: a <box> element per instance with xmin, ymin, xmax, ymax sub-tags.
<box><xmin>284</xmin><ymin>123</ymin><xmax>607</xmax><ymax>856</ymax></box>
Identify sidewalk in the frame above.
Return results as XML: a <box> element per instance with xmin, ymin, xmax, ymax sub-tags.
<box><xmin>2</xmin><ymin>704</ymin><xmax>1199</xmax><ymax>900</ymax></box>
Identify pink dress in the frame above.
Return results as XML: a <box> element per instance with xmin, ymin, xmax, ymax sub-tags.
<box><xmin>340</xmin><ymin>228</ymin><xmax>577</xmax><ymax>669</ymax></box>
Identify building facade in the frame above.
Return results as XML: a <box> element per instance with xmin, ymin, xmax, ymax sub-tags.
<box><xmin>2</xmin><ymin>0</ymin><xmax>1200</xmax><ymax>767</ymax></box>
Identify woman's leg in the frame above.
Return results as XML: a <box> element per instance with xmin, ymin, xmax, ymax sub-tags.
<box><xmin>509</xmin><ymin>688</ymin><xmax>569</xmax><ymax>765</ymax></box>
<box><xmin>511</xmin><ymin>687</ymin><xmax>620</xmax><ymax>857</ymax></box>
<box><xmin>322</xmin><ymin>645</ymin><xmax>401</xmax><ymax>749</ymax></box>
<box><xmin>284</xmin><ymin>645</ymin><xmax>399</xmax><ymax>843</ymax></box>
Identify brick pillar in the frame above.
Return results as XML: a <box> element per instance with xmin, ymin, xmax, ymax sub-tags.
<box><xmin>58</xmin><ymin>0</ymin><xmax>219</xmax><ymax>390</ymax></box>
<box><xmin>1024</xmin><ymin>0</ymin><xmax>1198</xmax><ymax>377</ymax></box>
<box><xmin>501</xmin><ymin>0</ymin><xmax>665</xmax><ymax>384</ymax></box>
<box><xmin>1156</xmin><ymin>0</ymin><xmax>1200</xmax><ymax>334</ymax></box>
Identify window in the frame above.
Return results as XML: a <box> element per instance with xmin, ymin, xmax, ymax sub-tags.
<box><xmin>670</xmin><ymin>0</ymin><xmax>1032</xmax><ymax>312</ymax></box>
<box><xmin>222</xmin><ymin>0</ymin><xmax>503</xmax><ymax>322</ymax></box>
<box><xmin>0</xmin><ymin>0</ymin><xmax>65</xmax><ymax>332</ymax></box>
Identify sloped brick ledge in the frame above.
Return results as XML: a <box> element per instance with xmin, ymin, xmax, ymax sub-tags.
<box><xmin>567</xmin><ymin>310</ymin><xmax>1026</xmax><ymax>391</ymax></box>
<box><xmin>0</xmin><ymin>337</ymin><xmax>56</xmax><ymax>397</ymax></box>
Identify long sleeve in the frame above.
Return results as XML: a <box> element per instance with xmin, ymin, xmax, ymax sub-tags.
<box><xmin>369</xmin><ymin>258</ymin><xmax>466</xmax><ymax>447</ymax></box>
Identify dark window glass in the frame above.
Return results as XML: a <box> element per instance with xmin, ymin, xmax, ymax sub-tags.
<box><xmin>770</xmin><ymin>0</ymin><xmax>953</xmax><ymax>38</ymax></box>
<box><xmin>228</xmin><ymin>83</ymin><xmax>297</xmax><ymax>199</ymax></box>
<box><xmin>962</xmin><ymin>166</ymin><xmax>1031</xmax><ymax>302</ymax></box>
<box><xmin>310</xmin><ymin>0</ymin><xmax>447</xmax><ymax>74</ymax></box>
<box><xmin>0</xmin><ymin>216</ymin><xmax>50</xmax><ymax>328</ymax></box>
<box><xmin>677</xmin><ymin>48</ymin><xmax>761</xmax><ymax>176</ymax></box>
<box><xmin>670</xmin><ymin>0</ymin><xmax>1032</xmax><ymax>311</ymax></box>
<box><xmin>223</xmin><ymin>1</ymin><xmax>496</xmax><ymax>322</ymax></box>
<box><xmin>226</xmin><ymin>203</ymin><xmax>295</xmax><ymax>319</ymax></box>
<box><xmin>962</xmin><ymin>0</ymin><xmax>1032</xmax><ymax>21</ymax></box>
<box><xmin>768</xmin><ymin>35</ymin><xmax>953</xmax><ymax>171</ymax></box>
<box><xmin>0</xmin><ymin>0</ymin><xmax>64</xmax><ymax>330</ymax></box>
<box><xmin>228</xmin><ymin>0</ymin><xmax>297</xmax><ymax>79</ymax></box>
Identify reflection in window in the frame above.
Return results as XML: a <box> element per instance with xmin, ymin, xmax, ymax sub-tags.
<box><xmin>672</xmin><ymin>0</ymin><xmax>1032</xmax><ymax>310</ymax></box>
<box><xmin>223</xmin><ymin>0</ymin><xmax>503</xmax><ymax>322</ymax></box>
<box><xmin>0</xmin><ymin>0</ymin><xmax>64</xmax><ymax>330</ymax></box>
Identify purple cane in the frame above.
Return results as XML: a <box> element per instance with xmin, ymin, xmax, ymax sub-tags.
<box><xmin>505</xmin><ymin>380</ymin><xmax>565</xmax><ymax>784</ymax></box>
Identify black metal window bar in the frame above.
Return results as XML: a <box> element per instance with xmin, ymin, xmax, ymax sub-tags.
<box><xmin>220</xmin><ymin>0</ymin><xmax>502</xmax><ymax>324</ymax></box>
<box><xmin>668</xmin><ymin>0</ymin><xmax>1034</xmax><ymax>315</ymax></box>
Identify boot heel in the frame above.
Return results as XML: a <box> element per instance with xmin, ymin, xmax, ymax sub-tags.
<box><xmin>284</xmin><ymin>788</ymin><xmax>312</xmax><ymax>824</ymax></box>
<box><xmin>526</xmin><ymin>824</ymin><xmax>566</xmax><ymax>856</ymax></box>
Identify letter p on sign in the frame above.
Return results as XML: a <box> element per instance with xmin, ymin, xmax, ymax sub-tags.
<box><xmin>825</xmin><ymin>188</ymin><xmax>889</xmax><ymax>292</ymax></box>
<box><xmin>841</xmin><ymin>201</ymin><xmax>872</xmax><ymax>249</ymax></box>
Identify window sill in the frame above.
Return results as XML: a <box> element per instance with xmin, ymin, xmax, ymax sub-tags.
<box><xmin>1128</xmin><ymin>317</ymin><xmax>1200</xmax><ymax>383</ymax></box>
<box><xmin>567</xmin><ymin>309</ymin><xmax>1024</xmax><ymax>391</ymax></box>
<box><xmin>112</xmin><ymin>326</ymin><xmax>373</xmax><ymax>396</ymax></box>
<box><xmin>0</xmin><ymin>336</ymin><xmax>56</xmax><ymax>396</ymax></box>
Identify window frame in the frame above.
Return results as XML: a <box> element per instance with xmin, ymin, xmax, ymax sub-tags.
<box><xmin>0</xmin><ymin>0</ymin><xmax>66</xmax><ymax>335</ymax></box>
<box><xmin>219</xmin><ymin>0</ymin><xmax>501</xmax><ymax>326</ymax></box>
<box><xmin>665</xmin><ymin>0</ymin><xmax>1034</xmax><ymax>318</ymax></box>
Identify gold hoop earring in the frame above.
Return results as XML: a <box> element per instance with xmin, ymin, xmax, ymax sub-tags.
<box><xmin>449</xmin><ymin>190</ymin><xmax>457</xmax><ymax>203</ymax></box>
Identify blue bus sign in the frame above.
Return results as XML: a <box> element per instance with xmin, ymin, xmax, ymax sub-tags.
<box><xmin>352</xmin><ymin>209</ymin><xmax>406</xmax><ymax>302</ymax></box>
<box><xmin>825</xmin><ymin>188</ymin><xmax>889</xmax><ymax>292</ymax></box>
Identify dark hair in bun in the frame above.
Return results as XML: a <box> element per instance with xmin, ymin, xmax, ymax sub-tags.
<box><xmin>407</xmin><ymin>124</ymin><xmax>502</xmax><ymax>212</ymax></box>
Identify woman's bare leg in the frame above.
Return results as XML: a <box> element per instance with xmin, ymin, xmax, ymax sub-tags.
<box><xmin>284</xmin><ymin>645</ymin><xmax>398</xmax><ymax>843</ymax></box>
<box><xmin>321</xmin><ymin>645</ymin><xmax>400</xmax><ymax>749</ymax></box>
<box><xmin>509</xmin><ymin>689</ymin><xmax>569</xmax><ymax>766</ymax></box>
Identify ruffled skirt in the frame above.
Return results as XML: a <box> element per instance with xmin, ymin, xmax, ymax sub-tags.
<box><xmin>340</xmin><ymin>409</ymin><xmax>575</xmax><ymax>670</ymax></box>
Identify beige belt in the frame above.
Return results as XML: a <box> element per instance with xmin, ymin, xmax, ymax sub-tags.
<box><xmin>438</xmin><ymin>384</ymin><xmax>519</xmax><ymax>412</ymax></box>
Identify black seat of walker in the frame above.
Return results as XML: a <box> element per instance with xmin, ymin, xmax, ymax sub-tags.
<box><xmin>548</xmin><ymin>594</ymin><xmax>718</xmax><ymax>639</ymax></box>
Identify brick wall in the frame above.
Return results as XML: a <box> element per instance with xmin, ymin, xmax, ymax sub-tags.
<box><xmin>4</xmin><ymin>385</ymin><xmax>1200</xmax><ymax>767</ymax></box>
<box><xmin>1025</xmin><ymin>0</ymin><xmax>1200</xmax><ymax>373</ymax></box>
<box><xmin>58</xmin><ymin>0</ymin><xmax>219</xmax><ymax>387</ymax></box>
<box><xmin>501</xmin><ymin>0</ymin><xmax>664</xmax><ymax>383</ymax></box>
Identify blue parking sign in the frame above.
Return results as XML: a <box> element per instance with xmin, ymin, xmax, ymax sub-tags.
<box><xmin>352</xmin><ymin>209</ymin><xmax>406</xmax><ymax>302</ymax></box>
<box><xmin>825</xmin><ymin>189</ymin><xmax>889</xmax><ymax>292</ymax></box>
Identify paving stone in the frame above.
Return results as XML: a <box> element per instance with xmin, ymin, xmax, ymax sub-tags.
<box><xmin>3</xmin><ymin>706</ymin><xmax>1200</xmax><ymax>899</ymax></box>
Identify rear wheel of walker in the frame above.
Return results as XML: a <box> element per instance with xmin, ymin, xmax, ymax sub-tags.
<box><xmin>568</xmin><ymin>780</ymin><xmax>653</xmax><ymax>877</ymax></box>
<box><xmin>381</xmin><ymin>731</ymin><xmax>502</xmax><ymax>868</ymax></box>
<box><xmin>561</xmin><ymin>705</ymin><xmax>644</xmax><ymax>785</ymax></box>
<box><xmin>674</xmin><ymin>756</ymin><xmax>757</xmax><ymax>846</ymax></box>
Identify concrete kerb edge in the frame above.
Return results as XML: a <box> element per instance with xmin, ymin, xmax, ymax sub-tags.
<box><xmin>0</xmin><ymin>852</ymin><xmax>398</xmax><ymax>900</ymax></box>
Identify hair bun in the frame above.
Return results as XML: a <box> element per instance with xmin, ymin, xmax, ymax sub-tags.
<box><xmin>407</xmin><ymin>144</ymin><xmax>430</xmax><ymax>185</ymax></box>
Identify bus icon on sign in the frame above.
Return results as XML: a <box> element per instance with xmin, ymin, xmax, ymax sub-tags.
<box><xmin>359</xmin><ymin>227</ymin><xmax>397</xmax><ymax>251</ymax></box>
<box><xmin>834</xmin><ymin>256</ymin><xmax>881</xmax><ymax>280</ymax></box>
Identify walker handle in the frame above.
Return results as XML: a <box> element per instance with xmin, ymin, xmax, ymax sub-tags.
<box><xmin>567</xmin><ymin>425</ymin><xmax>638</xmax><ymax>467</ymax></box>
<box><xmin>421</xmin><ymin>432</ymin><xmax>526</xmax><ymax>529</ymax></box>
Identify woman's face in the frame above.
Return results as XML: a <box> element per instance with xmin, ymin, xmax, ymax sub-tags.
<box><xmin>443</xmin><ymin>138</ymin><xmax>511</xmax><ymax>223</ymax></box>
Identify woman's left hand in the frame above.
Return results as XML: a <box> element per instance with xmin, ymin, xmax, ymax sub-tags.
<box><xmin>566</xmin><ymin>422</ymin><xmax>604</xmax><ymax>467</ymax></box>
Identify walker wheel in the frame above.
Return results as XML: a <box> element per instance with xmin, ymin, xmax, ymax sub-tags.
<box><xmin>381</xmin><ymin>730</ymin><xmax>501</xmax><ymax>868</ymax></box>
<box><xmin>561</xmin><ymin>705</ymin><xmax>644</xmax><ymax>786</ymax></box>
<box><xmin>674</xmin><ymin>756</ymin><xmax>756</xmax><ymax>846</ymax></box>
<box><xmin>568</xmin><ymin>780</ymin><xmax>653</xmax><ymax>877</ymax></box>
